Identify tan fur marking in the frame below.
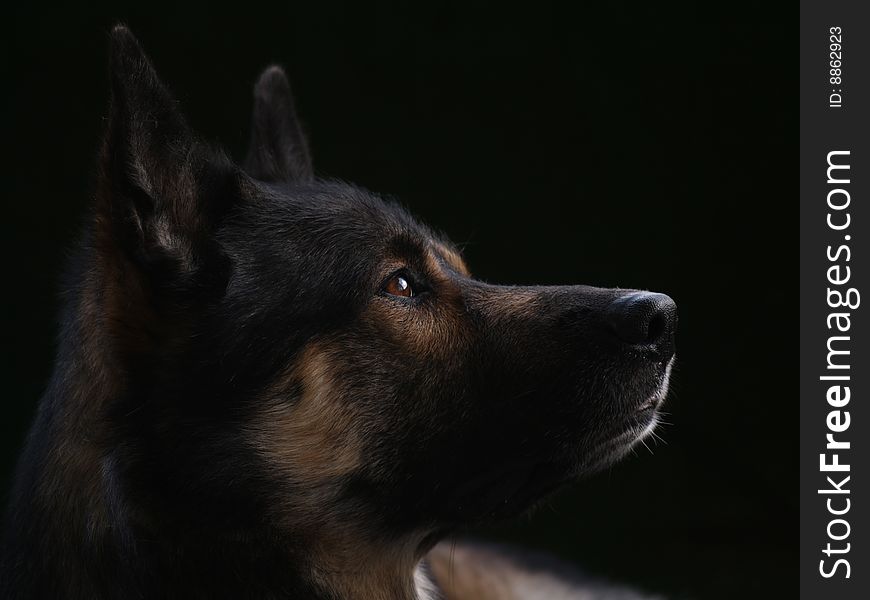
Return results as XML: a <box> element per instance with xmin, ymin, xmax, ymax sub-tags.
<box><xmin>475</xmin><ymin>287</ymin><xmax>542</xmax><ymax>326</ymax></box>
<box><xmin>434</xmin><ymin>242</ymin><xmax>471</xmax><ymax>277</ymax></box>
<box><xmin>311</xmin><ymin>533</ymin><xmax>425</xmax><ymax>600</ymax></box>
<box><xmin>32</xmin><ymin>251</ymin><xmax>130</xmax><ymax>545</ymax></box>
<box><xmin>369</xmin><ymin>250</ymin><xmax>472</xmax><ymax>361</ymax></box>
<box><xmin>249</xmin><ymin>341</ymin><xmax>362</xmax><ymax>488</ymax></box>
<box><xmin>248</xmin><ymin>340</ymin><xmax>433</xmax><ymax>599</ymax></box>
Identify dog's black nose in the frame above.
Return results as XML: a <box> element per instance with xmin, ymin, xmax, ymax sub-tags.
<box><xmin>606</xmin><ymin>292</ymin><xmax>677</xmax><ymax>359</ymax></box>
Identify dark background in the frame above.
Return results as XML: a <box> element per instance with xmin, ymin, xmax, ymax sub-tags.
<box><xmin>2</xmin><ymin>3</ymin><xmax>794</xmax><ymax>599</ymax></box>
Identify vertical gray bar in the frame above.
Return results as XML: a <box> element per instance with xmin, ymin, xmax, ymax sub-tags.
<box><xmin>801</xmin><ymin>1</ymin><xmax>870</xmax><ymax>598</ymax></box>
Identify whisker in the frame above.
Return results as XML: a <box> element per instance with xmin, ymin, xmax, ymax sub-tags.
<box><xmin>639</xmin><ymin>438</ymin><xmax>654</xmax><ymax>455</ymax></box>
<box><xmin>649</xmin><ymin>429</ymin><xmax>668</xmax><ymax>446</ymax></box>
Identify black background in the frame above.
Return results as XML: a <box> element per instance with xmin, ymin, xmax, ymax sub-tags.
<box><xmin>2</xmin><ymin>3</ymin><xmax>795</xmax><ymax>599</ymax></box>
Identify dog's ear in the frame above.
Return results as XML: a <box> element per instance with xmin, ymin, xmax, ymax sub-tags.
<box><xmin>244</xmin><ymin>65</ymin><xmax>313</xmax><ymax>183</ymax></box>
<box><xmin>98</xmin><ymin>25</ymin><xmax>238</xmax><ymax>282</ymax></box>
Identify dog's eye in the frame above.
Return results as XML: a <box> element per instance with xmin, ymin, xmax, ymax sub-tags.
<box><xmin>384</xmin><ymin>274</ymin><xmax>414</xmax><ymax>298</ymax></box>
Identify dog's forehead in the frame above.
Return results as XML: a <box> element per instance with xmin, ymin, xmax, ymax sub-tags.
<box><xmin>248</xmin><ymin>180</ymin><xmax>458</xmax><ymax>257</ymax></box>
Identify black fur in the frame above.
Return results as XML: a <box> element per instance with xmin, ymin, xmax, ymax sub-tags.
<box><xmin>0</xmin><ymin>26</ymin><xmax>676</xmax><ymax>600</ymax></box>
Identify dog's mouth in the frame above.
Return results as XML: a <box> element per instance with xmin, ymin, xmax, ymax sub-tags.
<box><xmin>572</xmin><ymin>356</ymin><xmax>674</xmax><ymax>476</ymax></box>
<box><xmin>634</xmin><ymin>379</ymin><xmax>670</xmax><ymax>414</ymax></box>
<box><xmin>633</xmin><ymin>356</ymin><xmax>674</xmax><ymax>414</ymax></box>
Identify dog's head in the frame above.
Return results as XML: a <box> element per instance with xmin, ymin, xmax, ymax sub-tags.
<box><xmin>96</xmin><ymin>27</ymin><xmax>675</xmax><ymax>552</ymax></box>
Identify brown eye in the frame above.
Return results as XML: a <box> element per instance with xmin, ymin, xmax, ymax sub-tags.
<box><xmin>384</xmin><ymin>274</ymin><xmax>413</xmax><ymax>298</ymax></box>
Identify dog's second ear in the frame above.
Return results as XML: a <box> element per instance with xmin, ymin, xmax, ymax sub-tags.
<box><xmin>244</xmin><ymin>66</ymin><xmax>313</xmax><ymax>183</ymax></box>
<box><xmin>98</xmin><ymin>25</ymin><xmax>238</xmax><ymax>282</ymax></box>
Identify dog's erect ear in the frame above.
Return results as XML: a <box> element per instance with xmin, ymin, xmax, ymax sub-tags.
<box><xmin>98</xmin><ymin>25</ymin><xmax>238</xmax><ymax>279</ymax></box>
<box><xmin>244</xmin><ymin>65</ymin><xmax>313</xmax><ymax>183</ymax></box>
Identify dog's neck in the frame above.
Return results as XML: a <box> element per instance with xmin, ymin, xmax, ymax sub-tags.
<box><xmin>125</xmin><ymin>525</ymin><xmax>436</xmax><ymax>600</ymax></box>
<box><xmin>314</xmin><ymin>544</ymin><xmax>439</xmax><ymax>600</ymax></box>
<box><xmin>302</xmin><ymin>526</ymin><xmax>438</xmax><ymax>600</ymax></box>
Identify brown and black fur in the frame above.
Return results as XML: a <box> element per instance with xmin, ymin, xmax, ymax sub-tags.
<box><xmin>0</xmin><ymin>27</ymin><xmax>676</xmax><ymax>600</ymax></box>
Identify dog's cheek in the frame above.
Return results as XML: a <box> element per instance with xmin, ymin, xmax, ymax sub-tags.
<box><xmin>245</xmin><ymin>341</ymin><xmax>365</xmax><ymax>517</ymax></box>
<box><xmin>364</xmin><ymin>296</ymin><xmax>473</xmax><ymax>369</ymax></box>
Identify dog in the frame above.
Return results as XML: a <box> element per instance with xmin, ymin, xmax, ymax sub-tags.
<box><xmin>0</xmin><ymin>26</ymin><xmax>676</xmax><ymax>600</ymax></box>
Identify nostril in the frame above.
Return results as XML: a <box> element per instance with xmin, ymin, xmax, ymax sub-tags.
<box><xmin>647</xmin><ymin>311</ymin><xmax>666</xmax><ymax>344</ymax></box>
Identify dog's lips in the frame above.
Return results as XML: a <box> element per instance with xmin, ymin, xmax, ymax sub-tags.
<box><xmin>635</xmin><ymin>397</ymin><xmax>659</xmax><ymax>413</ymax></box>
<box><xmin>633</xmin><ymin>355</ymin><xmax>674</xmax><ymax>414</ymax></box>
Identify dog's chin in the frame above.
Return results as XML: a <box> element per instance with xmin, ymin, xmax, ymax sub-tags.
<box><xmin>579</xmin><ymin>359</ymin><xmax>674</xmax><ymax>476</ymax></box>
<box><xmin>579</xmin><ymin>409</ymin><xmax>662</xmax><ymax>477</ymax></box>
<box><xmin>444</xmin><ymin>359</ymin><xmax>674</xmax><ymax>524</ymax></box>
<box><xmin>443</xmin><ymin>411</ymin><xmax>664</xmax><ymax>523</ymax></box>
<box><xmin>541</xmin><ymin>358</ymin><xmax>672</xmax><ymax>489</ymax></box>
